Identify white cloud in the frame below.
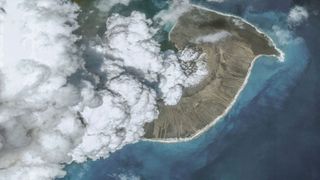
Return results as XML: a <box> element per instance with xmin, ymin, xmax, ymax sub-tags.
<box><xmin>94</xmin><ymin>0</ymin><xmax>131</xmax><ymax>12</ymax></box>
<box><xmin>73</xmin><ymin>11</ymin><xmax>208</xmax><ymax>162</ymax></box>
<box><xmin>0</xmin><ymin>1</ymin><xmax>208</xmax><ymax>180</ymax></box>
<box><xmin>232</xmin><ymin>19</ymin><xmax>244</xmax><ymax>29</ymax></box>
<box><xmin>94</xmin><ymin>11</ymin><xmax>207</xmax><ymax>106</ymax></box>
<box><xmin>0</xmin><ymin>1</ymin><xmax>83</xmax><ymax>180</ymax></box>
<box><xmin>272</xmin><ymin>25</ymin><xmax>303</xmax><ymax>45</ymax></box>
<box><xmin>287</xmin><ymin>6</ymin><xmax>309</xmax><ymax>27</ymax></box>
<box><xmin>154</xmin><ymin>0</ymin><xmax>191</xmax><ymax>26</ymax></box>
<box><xmin>159</xmin><ymin>48</ymin><xmax>207</xmax><ymax>105</ymax></box>
<box><xmin>272</xmin><ymin>26</ymin><xmax>292</xmax><ymax>45</ymax></box>
<box><xmin>113</xmin><ymin>173</ymin><xmax>141</xmax><ymax>180</ymax></box>
<box><xmin>207</xmin><ymin>0</ymin><xmax>225</xmax><ymax>2</ymax></box>
<box><xmin>193</xmin><ymin>31</ymin><xmax>232</xmax><ymax>44</ymax></box>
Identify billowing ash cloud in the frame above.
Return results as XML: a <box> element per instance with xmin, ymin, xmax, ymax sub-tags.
<box><xmin>287</xmin><ymin>6</ymin><xmax>309</xmax><ymax>27</ymax></box>
<box><xmin>72</xmin><ymin>12</ymin><xmax>208</xmax><ymax>162</ymax></box>
<box><xmin>0</xmin><ymin>0</ymin><xmax>207</xmax><ymax>179</ymax></box>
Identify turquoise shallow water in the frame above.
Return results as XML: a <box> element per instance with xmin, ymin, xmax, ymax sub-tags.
<box><xmin>62</xmin><ymin>0</ymin><xmax>320</xmax><ymax>179</ymax></box>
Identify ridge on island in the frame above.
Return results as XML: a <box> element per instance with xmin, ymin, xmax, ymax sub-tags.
<box><xmin>143</xmin><ymin>6</ymin><xmax>282</xmax><ymax>141</ymax></box>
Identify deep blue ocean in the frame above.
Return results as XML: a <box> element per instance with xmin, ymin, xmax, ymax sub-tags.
<box><xmin>61</xmin><ymin>0</ymin><xmax>320</xmax><ymax>179</ymax></box>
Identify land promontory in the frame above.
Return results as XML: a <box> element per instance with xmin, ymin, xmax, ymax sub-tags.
<box><xmin>144</xmin><ymin>6</ymin><xmax>281</xmax><ymax>140</ymax></box>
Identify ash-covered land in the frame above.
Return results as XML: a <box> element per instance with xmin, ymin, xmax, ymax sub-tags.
<box><xmin>144</xmin><ymin>7</ymin><xmax>281</xmax><ymax>140</ymax></box>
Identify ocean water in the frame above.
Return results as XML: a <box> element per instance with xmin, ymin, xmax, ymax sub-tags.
<box><xmin>61</xmin><ymin>0</ymin><xmax>320</xmax><ymax>179</ymax></box>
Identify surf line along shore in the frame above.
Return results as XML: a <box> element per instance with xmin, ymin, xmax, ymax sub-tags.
<box><xmin>142</xmin><ymin>4</ymin><xmax>285</xmax><ymax>143</ymax></box>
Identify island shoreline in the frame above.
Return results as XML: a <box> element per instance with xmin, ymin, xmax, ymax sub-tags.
<box><xmin>142</xmin><ymin>4</ymin><xmax>285</xmax><ymax>144</ymax></box>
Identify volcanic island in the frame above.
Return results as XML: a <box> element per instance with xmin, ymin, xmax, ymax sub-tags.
<box><xmin>143</xmin><ymin>6</ymin><xmax>282</xmax><ymax>141</ymax></box>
